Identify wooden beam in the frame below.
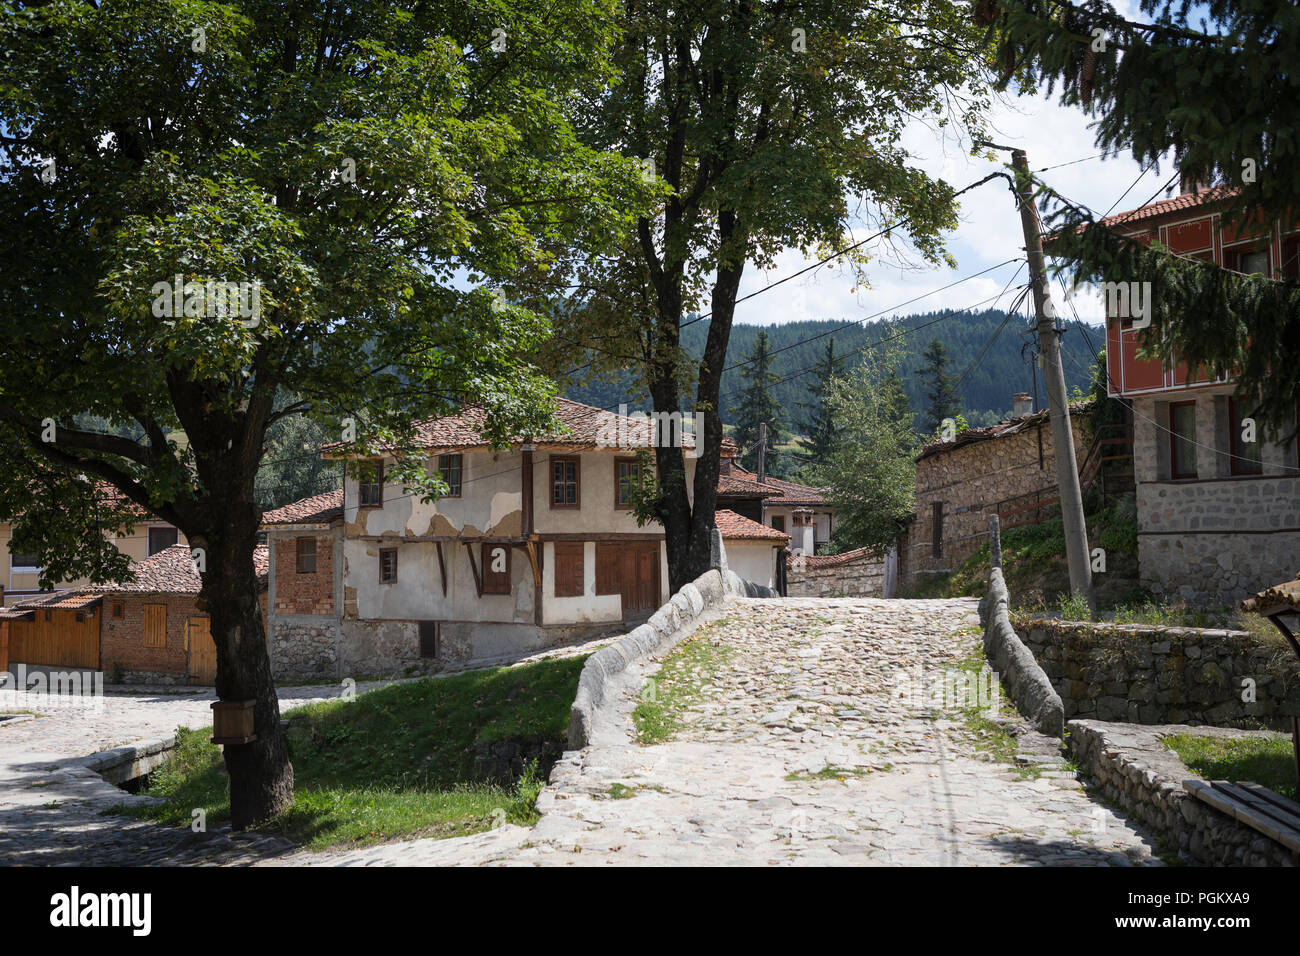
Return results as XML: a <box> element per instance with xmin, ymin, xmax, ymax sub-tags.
<box><xmin>522</xmin><ymin>448</ymin><xmax>534</xmax><ymax>535</ymax></box>
<box><xmin>464</xmin><ymin>542</ymin><xmax>483</xmax><ymax>598</ymax></box>
<box><xmin>435</xmin><ymin>541</ymin><xmax>448</xmax><ymax>597</ymax></box>
<box><xmin>525</xmin><ymin>538</ymin><xmax>542</xmax><ymax>587</ymax></box>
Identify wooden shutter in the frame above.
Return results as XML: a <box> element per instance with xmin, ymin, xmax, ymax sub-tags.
<box><xmin>481</xmin><ymin>543</ymin><xmax>512</xmax><ymax>594</ymax></box>
<box><xmin>143</xmin><ymin>603</ymin><xmax>167</xmax><ymax>647</ymax></box>
<box><xmin>594</xmin><ymin>543</ymin><xmax>622</xmax><ymax>595</ymax></box>
<box><xmin>554</xmin><ymin>542</ymin><xmax>584</xmax><ymax>597</ymax></box>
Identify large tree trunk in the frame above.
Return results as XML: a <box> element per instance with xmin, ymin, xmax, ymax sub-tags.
<box><xmin>196</xmin><ymin>501</ymin><xmax>293</xmax><ymax>829</ymax></box>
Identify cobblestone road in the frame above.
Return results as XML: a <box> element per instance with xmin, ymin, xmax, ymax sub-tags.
<box><xmin>298</xmin><ymin>598</ymin><xmax>1163</xmax><ymax>866</ymax></box>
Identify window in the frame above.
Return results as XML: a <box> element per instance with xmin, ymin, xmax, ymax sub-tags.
<box><xmin>359</xmin><ymin>459</ymin><xmax>384</xmax><ymax>507</ymax></box>
<box><xmin>111</xmin><ymin>601</ymin><xmax>124</xmax><ymax>619</ymax></box>
<box><xmin>931</xmin><ymin>502</ymin><xmax>944</xmax><ymax>558</ymax></box>
<box><xmin>418</xmin><ymin>621</ymin><xmax>440</xmax><ymax>659</ymax></box>
<box><xmin>1229</xmin><ymin>397</ymin><xmax>1263</xmax><ymax>475</ymax></box>
<box><xmin>1235</xmin><ymin>248</ymin><xmax>1270</xmax><ymax>275</ymax></box>
<box><xmin>615</xmin><ymin>458</ymin><xmax>642</xmax><ymax>508</ymax></box>
<box><xmin>438</xmin><ymin>454</ymin><xmax>463</xmax><ymax>497</ymax></box>
<box><xmin>143</xmin><ymin>603</ymin><xmax>167</xmax><ymax>647</ymax></box>
<box><xmin>551</xmin><ymin>457</ymin><xmax>579</xmax><ymax>508</ymax></box>
<box><xmin>554</xmin><ymin>542</ymin><xmax>584</xmax><ymax>597</ymax></box>
<box><xmin>296</xmin><ymin>536</ymin><xmax>317</xmax><ymax>573</ymax></box>
<box><xmin>379</xmin><ymin>548</ymin><xmax>398</xmax><ymax>583</ymax></box>
<box><xmin>9</xmin><ymin>549</ymin><xmax>39</xmax><ymax>572</ymax></box>
<box><xmin>147</xmin><ymin>526</ymin><xmax>179</xmax><ymax>556</ymax></box>
<box><xmin>771</xmin><ymin>515</ymin><xmax>785</xmax><ymax>533</ymax></box>
<box><xmin>1170</xmin><ymin>401</ymin><xmax>1198</xmax><ymax>479</ymax></box>
<box><xmin>481</xmin><ymin>543</ymin><xmax>511</xmax><ymax>594</ymax></box>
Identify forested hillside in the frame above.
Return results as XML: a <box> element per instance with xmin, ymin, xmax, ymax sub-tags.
<box><xmin>565</xmin><ymin>309</ymin><xmax>1104</xmax><ymax>431</ymax></box>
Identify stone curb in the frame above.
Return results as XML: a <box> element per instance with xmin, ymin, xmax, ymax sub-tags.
<box><xmin>568</xmin><ymin>568</ymin><xmax>751</xmax><ymax>749</ymax></box>
<box><xmin>72</xmin><ymin>734</ymin><xmax>179</xmax><ymax>786</ymax></box>
<box><xmin>980</xmin><ymin>566</ymin><xmax>1065</xmax><ymax>737</ymax></box>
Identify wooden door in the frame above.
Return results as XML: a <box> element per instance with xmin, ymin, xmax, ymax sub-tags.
<box><xmin>187</xmin><ymin>617</ymin><xmax>218</xmax><ymax>685</ymax></box>
<box><xmin>620</xmin><ymin>543</ymin><xmax>660</xmax><ymax>616</ymax></box>
<box><xmin>0</xmin><ymin>621</ymin><xmax>8</xmax><ymax>675</ymax></box>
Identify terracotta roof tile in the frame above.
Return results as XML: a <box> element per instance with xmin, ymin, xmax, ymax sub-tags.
<box><xmin>97</xmin><ymin>544</ymin><xmax>269</xmax><ymax>594</ymax></box>
<box><xmin>716</xmin><ymin>509</ymin><xmax>790</xmax><ymax>542</ymax></box>
<box><xmin>786</xmin><ymin>545</ymin><xmax>878</xmax><ymax>569</ymax></box>
<box><xmin>261</xmin><ymin>489</ymin><xmax>344</xmax><ymax>526</ymax></box>
<box><xmin>724</xmin><ymin>466</ymin><xmax>826</xmax><ymax>506</ymax></box>
<box><xmin>1094</xmin><ymin>184</ymin><xmax>1238</xmax><ymax>232</ymax></box>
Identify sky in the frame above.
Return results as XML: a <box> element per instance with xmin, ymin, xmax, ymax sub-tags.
<box><xmin>733</xmin><ymin>10</ymin><xmax>1178</xmax><ymax>331</ymax></box>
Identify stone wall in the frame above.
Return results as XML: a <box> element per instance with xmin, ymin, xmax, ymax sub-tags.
<box><xmin>1068</xmin><ymin>719</ymin><xmax>1296</xmax><ymax>866</ymax></box>
<box><xmin>1019</xmin><ymin>617</ymin><xmax>1300</xmax><ymax>728</ymax></box>
<box><xmin>1130</xmin><ymin>389</ymin><xmax>1300</xmax><ymax>605</ymax></box>
<box><xmin>980</xmin><ymin>568</ymin><xmax>1065</xmax><ymax>736</ymax></box>
<box><xmin>787</xmin><ymin>547</ymin><xmax>884</xmax><ymax>597</ymax></box>
<box><xmin>269</xmin><ymin>619</ymin><xmax>340</xmax><ymax>682</ymax></box>
<box><xmin>906</xmin><ymin>408</ymin><xmax>1088</xmax><ymax>588</ymax></box>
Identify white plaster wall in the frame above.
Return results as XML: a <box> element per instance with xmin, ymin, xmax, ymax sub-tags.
<box><xmin>540</xmin><ymin>540</ymin><xmax>623</xmax><ymax>625</ymax></box>
<box><xmin>727</xmin><ymin>540</ymin><xmax>780</xmax><ymax>589</ymax></box>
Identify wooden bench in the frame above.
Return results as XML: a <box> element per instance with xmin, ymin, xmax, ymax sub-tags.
<box><xmin>1184</xmin><ymin>778</ymin><xmax>1300</xmax><ymax>853</ymax></box>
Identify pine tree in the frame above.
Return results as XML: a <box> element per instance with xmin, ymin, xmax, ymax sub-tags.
<box><xmin>733</xmin><ymin>331</ymin><xmax>784</xmax><ymax>474</ymax></box>
<box><xmin>920</xmin><ymin>337</ymin><xmax>961</xmax><ymax>436</ymax></box>
<box><xmin>796</xmin><ymin>340</ymin><xmax>840</xmax><ymax>463</ymax></box>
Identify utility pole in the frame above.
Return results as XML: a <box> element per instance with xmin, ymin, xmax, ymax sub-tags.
<box><xmin>757</xmin><ymin>421</ymin><xmax>768</xmax><ymax>483</ymax></box>
<box><xmin>1008</xmin><ymin>147</ymin><xmax>1095</xmax><ymax>612</ymax></box>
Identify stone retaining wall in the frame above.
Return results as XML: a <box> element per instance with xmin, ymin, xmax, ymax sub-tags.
<box><xmin>787</xmin><ymin>547</ymin><xmax>885</xmax><ymax>598</ymax></box>
<box><xmin>1068</xmin><ymin>719</ymin><xmax>1296</xmax><ymax>866</ymax></box>
<box><xmin>979</xmin><ymin>567</ymin><xmax>1064</xmax><ymax>736</ymax></box>
<box><xmin>1018</xmin><ymin>618</ymin><xmax>1300</xmax><ymax>729</ymax></box>
<box><xmin>568</xmin><ymin>567</ymin><xmax>750</xmax><ymax>749</ymax></box>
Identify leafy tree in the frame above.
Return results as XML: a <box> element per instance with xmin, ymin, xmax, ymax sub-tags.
<box><xmin>0</xmin><ymin>0</ymin><xmax>648</xmax><ymax>826</ymax></box>
<box><xmin>920</xmin><ymin>337</ymin><xmax>962</xmax><ymax>436</ymax></box>
<box><xmin>733</xmin><ymin>331</ymin><xmax>783</xmax><ymax>474</ymax></box>
<box><xmin>796</xmin><ymin>339</ymin><xmax>839</xmax><ymax>464</ymax></box>
<box><xmin>255</xmin><ymin>412</ymin><xmax>341</xmax><ymax>513</ymax></box>
<box><xmin>981</xmin><ymin>0</ymin><xmax>1300</xmax><ymax>433</ymax></box>
<box><xmin>547</xmin><ymin>0</ymin><xmax>995</xmax><ymax>590</ymax></box>
<box><xmin>814</xmin><ymin>349</ymin><xmax>916</xmax><ymax>554</ymax></box>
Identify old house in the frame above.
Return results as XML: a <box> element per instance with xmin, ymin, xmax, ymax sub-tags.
<box><xmin>262</xmin><ymin>399</ymin><xmax>788</xmax><ymax>680</ymax></box>
<box><xmin>1097</xmin><ymin>183</ymin><xmax>1300</xmax><ymax>603</ymax></box>
<box><xmin>904</xmin><ymin>394</ymin><xmax>1111</xmax><ymax>587</ymax></box>
<box><xmin>1</xmin><ymin>544</ymin><xmax>268</xmax><ymax>684</ymax></box>
<box><xmin>716</xmin><ymin>458</ymin><xmax>834</xmax><ymax>553</ymax></box>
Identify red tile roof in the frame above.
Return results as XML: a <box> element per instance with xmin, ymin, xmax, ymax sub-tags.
<box><xmin>1094</xmin><ymin>184</ymin><xmax>1238</xmax><ymax>232</ymax></box>
<box><xmin>327</xmin><ymin>398</ymin><xmax>735</xmax><ymax>456</ymax></box>
<box><xmin>785</xmin><ymin>545</ymin><xmax>878</xmax><ymax>569</ymax></box>
<box><xmin>716</xmin><ymin>509</ymin><xmax>790</xmax><ymax>542</ymax></box>
<box><xmin>723</xmin><ymin>466</ymin><xmax>826</xmax><ymax>506</ymax></box>
<box><xmin>716</xmin><ymin>471</ymin><xmax>780</xmax><ymax>498</ymax></box>
<box><xmin>915</xmin><ymin>399</ymin><xmax>1092</xmax><ymax>462</ymax></box>
<box><xmin>261</xmin><ymin>489</ymin><xmax>344</xmax><ymax>526</ymax></box>
<box><xmin>98</xmin><ymin>544</ymin><xmax>269</xmax><ymax>594</ymax></box>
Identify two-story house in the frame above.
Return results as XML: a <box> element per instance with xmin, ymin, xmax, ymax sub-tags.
<box><xmin>1098</xmin><ymin>182</ymin><xmax>1300</xmax><ymax>604</ymax></box>
<box><xmin>261</xmin><ymin>399</ymin><xmax>788</xmax><ymax>680</ymax></box>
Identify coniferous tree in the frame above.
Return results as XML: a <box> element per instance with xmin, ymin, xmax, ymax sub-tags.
<box><xmin>920</xmin><ymin>337</ymin><xmax>962</xmax><ymax>436</ymax></box>
<box><xmin>796</xmin><ymin>340</ymin><xmax>840</xmax><ymax>463</ymax></box>
<box><xmin>733</xmin><ymin>331</ymin><xmax>783</xmax><ymax>474</ymax></box>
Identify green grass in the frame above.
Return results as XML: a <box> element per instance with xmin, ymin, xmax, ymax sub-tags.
<box><xmin>632</xmin><ymin>619</ymin><xmax>734</xmax><ymax>744</ymax></box>
<box><xmin>1164</xmin><ymin>732</ymin><xmax>1297</xmax><ymax>801</ymax></box>
<box><xmin>118</xmin><ymin>655</ymin><xmax>584</xmax><ymax>851</ymax></box>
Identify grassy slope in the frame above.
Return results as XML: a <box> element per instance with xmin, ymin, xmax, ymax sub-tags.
<box><xmin>1165</xmin><ymin>733</ymin><xmax>1297</xmax><ymax>801</ymax></box>
<box><xmin>120</xmin><ymin>655</ymin><xmax>584</xmax><ymax>850</ymax></box>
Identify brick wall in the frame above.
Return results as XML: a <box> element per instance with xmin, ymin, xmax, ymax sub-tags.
<box><xmin>100</xmin><ymin>593</ymin><xmax>202</xmax><ymax>679</ymax></box>
<box><xmin>273</xmin><ymin>533</ymin><xmax>335</xmax><ymax>615</ymax></box>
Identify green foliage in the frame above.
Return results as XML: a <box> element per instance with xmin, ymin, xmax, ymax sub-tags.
<box><xmin>796</xmin><ymin>340</ymin><xmax>840</xmax><ymax>465</ymax></box>
<box><xmin>123</xmin><ymin>655</ymin><xmax>584</xmax><ymax>849</ymax></box>
<box><xmin>813</xmin><ymin>345</ymin><xmax>917</xmax><ymax>554</ymax></box>
<box><xmin>919</xmin><ymin>336</ymin><xmax>963</xmax><ymax>435</ymax></box>
<box><xmin>732</xmin><ymin>331</ymin><xmax>783</xmax><ymax>473</ymax></box>
<box><xmin>1164</xmin><ymin>733</ymin><xmax>1297</xmax><ymax>801</ymax></box>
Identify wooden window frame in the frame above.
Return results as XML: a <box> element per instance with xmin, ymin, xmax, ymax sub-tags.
<box><xmin>1169</xmin><ymin>401</ymin><xmax>1198</xmax><ymax>479</ymax></box>
<box><xmin>550</xmin><ymin>456</ymin><xmax>580</xmax><ymax>509</ymax></box>
<box><xmin>614</xmin><ymin>457</ymin><xmax>641</xmax><ymax>509</ymax></box>
<box><xmin>143</xmin><ymin>603</ymin><xmax>167</xmax><ymax>648</ymax></box>
<box><xmin>437</xmin><ymin>453</ymin><xmax>463</xmax><ymax>497</ymax></box>
<box><xmin>296</xmin><ymin>536</ymin><xmax>317</xmax><ymax>574</ymax></box>
<box><xmin>147</xmin><ymin>525</ymin><xmax>179</xmax><ymax>556</ymax></box>
<box><xmin>1228</xmin><ymin>396</ymin><xmax>1263</xmax><ymax>476</ymax></box>
<box><xmin>378</xmin><ymin>547</ymin><xmax>398</xmax><ymax>583</ymax></box>
<box><xmin>553</xmin><ymin>541</ymin><xmax>585</xmax><ymax>597</ymax></box>
<box><xmin>481</xmin><ymin>542</ymin><xmax>512</xmax><ymax>594</ymax></box>
<box><xmin>111</xmin><ymin>600</ymin><xmax>124</xmax><ymax>619</ymax></box>
<box><xmin>359</xmin><ymin>459</ymin><xmax>384</xmax><ymax>508</ymax></box>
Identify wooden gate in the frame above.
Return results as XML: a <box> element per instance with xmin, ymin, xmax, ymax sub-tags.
<box><xmin>620</xmin><ymin>542</ymin><xmax>661</xmax><ymax>616</ymax></box>
<box><xmin>186</xmin><ymin>616</ymin><xmax>218</xmax><ymax>685</ymax></box>
<box><xmin>7</xmin><ymin>607</ymin><xmax>100</xmax><ymax>669</ymax></box>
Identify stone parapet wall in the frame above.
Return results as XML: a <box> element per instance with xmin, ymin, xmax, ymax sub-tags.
<box><xmin>787</xmin><ymin>547</ymin><xmax>884</xmax><ymax>597</ymax></box>
<box><xmin>1019</xmin><ymin>618</ymin><xmax>1300</xmax><ymax>728</ymax></box>
<box><xmin>1068</xmin><ymin>719</ymin><xmax>1296</xmax><ymax>866</ymax></box>
<box><xmin>980</xmin><ymin>568</ymin><xmax>1064</xmax><ymax>736</ymax></box>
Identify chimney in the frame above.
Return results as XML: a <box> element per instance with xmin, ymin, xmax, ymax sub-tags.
<box><xmin>791</xmin><ymin>508</ymin><xmax>815</xmax><ymax>555</ymax></box>
<box><xmin>1012</xmin><ymin>392</ymin><xmax>1034</xmax><ymax>418</ymax></box>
